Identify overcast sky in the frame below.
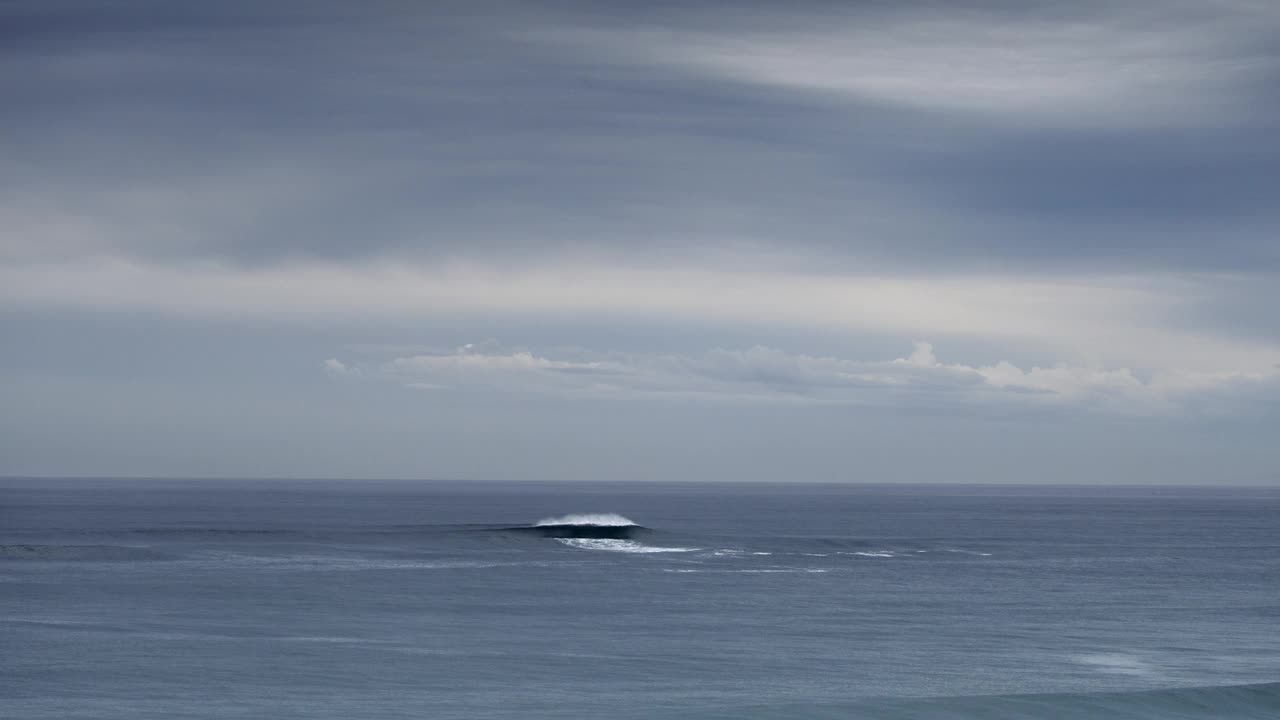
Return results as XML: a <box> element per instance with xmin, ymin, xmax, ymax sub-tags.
<box><xmin>3</xmin><ymin>0</ymin><xmax>1278</xmax><ymax>483</ymax></box>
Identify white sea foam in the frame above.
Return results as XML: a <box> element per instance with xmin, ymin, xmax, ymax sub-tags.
<box><xmin>556</xmin><ymin>538</ymin><xmax>697</xmax><ymax>553</ymax></box>
<box><xmin>535</xmin><ymin>513</ymin><xmax>636</xmax><ymax>527</ymax></box>
<box><xmin>1076</xmin><ymin>652</ymin><xmax>1158</xmax><ymax>677</ymax></box>
<box><xmin>847</xmin><ymin>551</ymin><xmax>896</xmax><ymax>558</ymax></box>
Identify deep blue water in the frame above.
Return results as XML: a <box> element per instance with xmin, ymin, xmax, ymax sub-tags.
<box><xmin>3</xmin><ymin>479</ymin><xmax>1279</xmax><ymax>719</ymax></box>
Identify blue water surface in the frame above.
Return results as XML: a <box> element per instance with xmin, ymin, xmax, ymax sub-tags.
<box><xmin>3</xmin><ymin>479</ymin><xmax>1278</xmax><ymax>719</ymax></box>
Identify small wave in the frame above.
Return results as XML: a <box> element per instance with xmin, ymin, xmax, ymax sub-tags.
<box><xmin>831</xmin><ymin>547</ymin><xmax>990</xmax><ymax>558</ymax></box>
<box><xmin>841</xmin><ymin>551</ymin><xmax>896</xmax><ymax>558</ymax></box>
<box><xmin>663</xmin><ymin>568</ymin><xmax>830</xmax><ymax>573</ymax></box>
<box><xmin>942</xmin><ymin>548</ymin><xmax>994</xmax><ymax>556</ymax></box>
<box><xmin>535</xmin><ymin>513</ymin><xmax>635</xmax><ymax>527</ymax></box>
<box><xmin>556</xmin><ymin>539</ymin><xmax>697</xmax><ymax>554</ymax></box>
<box><xmin>130</xmin><ymin>527</ymin><xmax>293</xmax><ymax>536</ymax></box>
<box><xmin>722</xmin><ymin>682</ymin><xmax>1280</xmax><ymax>719</ymax></box>
<box><xmin>2</xmin><ymin>617</ymin><xmax>134</xmax><ymax>631</ymax></box>
<box><xmin>1076</xmin><ymin>652</ymin><xmax>1158</xmax><ymax>677</ymax></box>
<box><xmin>273</xmin><ymin>635</ymin><xmax>402</xmax><ymax>644</ymax></box>
<box><xmin>187</xmin><ymin>551</ymin><xmax>518</xmax><ymax>571</ymax></box>
<box><xmin>0</xmin><ymin>544</ymin><xmax>173</xmax><ymax>562</ymax></box>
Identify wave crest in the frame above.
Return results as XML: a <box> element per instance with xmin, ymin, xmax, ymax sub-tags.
<box><xmin>535</xmin><ymin>513</ymin><xmax>636</xmax><ymax>527</ymax></box>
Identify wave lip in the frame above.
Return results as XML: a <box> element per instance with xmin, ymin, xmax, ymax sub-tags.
<box><xmin>519</xmin><ymin>513</ymin><xmax>646</xmax><ymax>539</ymax></box>
<box><xmin>535</xmin><ymin>513</ymin><xmax>635</xmax><ymax>527</ymax></box>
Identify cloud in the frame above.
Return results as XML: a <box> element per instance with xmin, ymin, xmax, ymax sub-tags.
<box><xmin>4</xmin><ymin>0</ymin><xmax>1277</xmax><ymax>280</ymax></box>
<box><xmin>7</xmin><ymin>258</ymin><xmax>1278</xmax><ymax>376</ymax></box>
<box><xmin>351</xmin><ymin>341</ymin><xmax>1280</xmax><ymax>415</ymax></box>
<box><xmin>560</xmin><ymin>2</ymin><xmax>1280</xmax><ymax>127</ymax></box>
<box><xmin>2</xmin><ymin>1</ymin><xmax>1278</xmax><ymax>481</ymax></box>
<box><xmin>322</xmin><ymin>358</ymin><xmax>360</xmax><ymax>377</ymax></box>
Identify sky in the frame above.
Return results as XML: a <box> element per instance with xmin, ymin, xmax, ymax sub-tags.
<box><xmin>2</xmin><ymin>0</ymin><xmax>1278</xmax><ymax>483</ymax></box>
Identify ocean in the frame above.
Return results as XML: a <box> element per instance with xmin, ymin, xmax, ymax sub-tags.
<box><xmin>2</xmin><ymin>479</ymin><xmax>1278</xmax><ymax>719</ymax></box>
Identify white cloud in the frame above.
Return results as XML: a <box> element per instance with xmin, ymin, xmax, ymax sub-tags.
<box><xmin>550</xmin><ymin>2</ymin><xmax>1279</xmax><ymax>126</ymax></box>
<box><xmin>323</xmin><ymin>358</ymin><xmax>360</xmax><ymax>377</ymax></box>
<box><xmin>362</xmin><ymin>342</ymin><xmax>1280</xmax><ymax>414</ymax></box>
<box><xmin>4</xmin><ymin>258</ymin><xmax>1275</xmax><ymax>377</ymax></box>
<box><xmin>898</xmin><ymin>341</ymin><xmax>940</xmax><ymax>368</ymax></box>
<box><xmin>393</xmin><ymin>349</ymin><xmax>621</xmax><ymax>377</ymax></box>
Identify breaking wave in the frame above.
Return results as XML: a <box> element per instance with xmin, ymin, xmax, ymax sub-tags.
<box><xmin>509</xmin><ymin>512</ymin><xmax>648</xmax><ymax>539</ymax></box>
<box><xmin>535</xmin><ymin>513</ymin><xmax>635</xmax><ymax>527</ymax></box>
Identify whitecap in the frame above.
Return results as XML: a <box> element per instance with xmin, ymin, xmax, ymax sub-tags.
<box><xmin>556</xmin><ymin>538</ymin><xmax>698</xmax><ymax>554</ymax></box>
<box><xmin>535</xmin><ymin>513</ymin><xmax>636</xmax><ymax>527</ymax></box>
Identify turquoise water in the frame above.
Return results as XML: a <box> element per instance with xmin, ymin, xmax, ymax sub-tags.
<box><xmin>3</xmin><ymin>480</ymin><xmax>1278</xmax><ymax>718</ymax></box>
